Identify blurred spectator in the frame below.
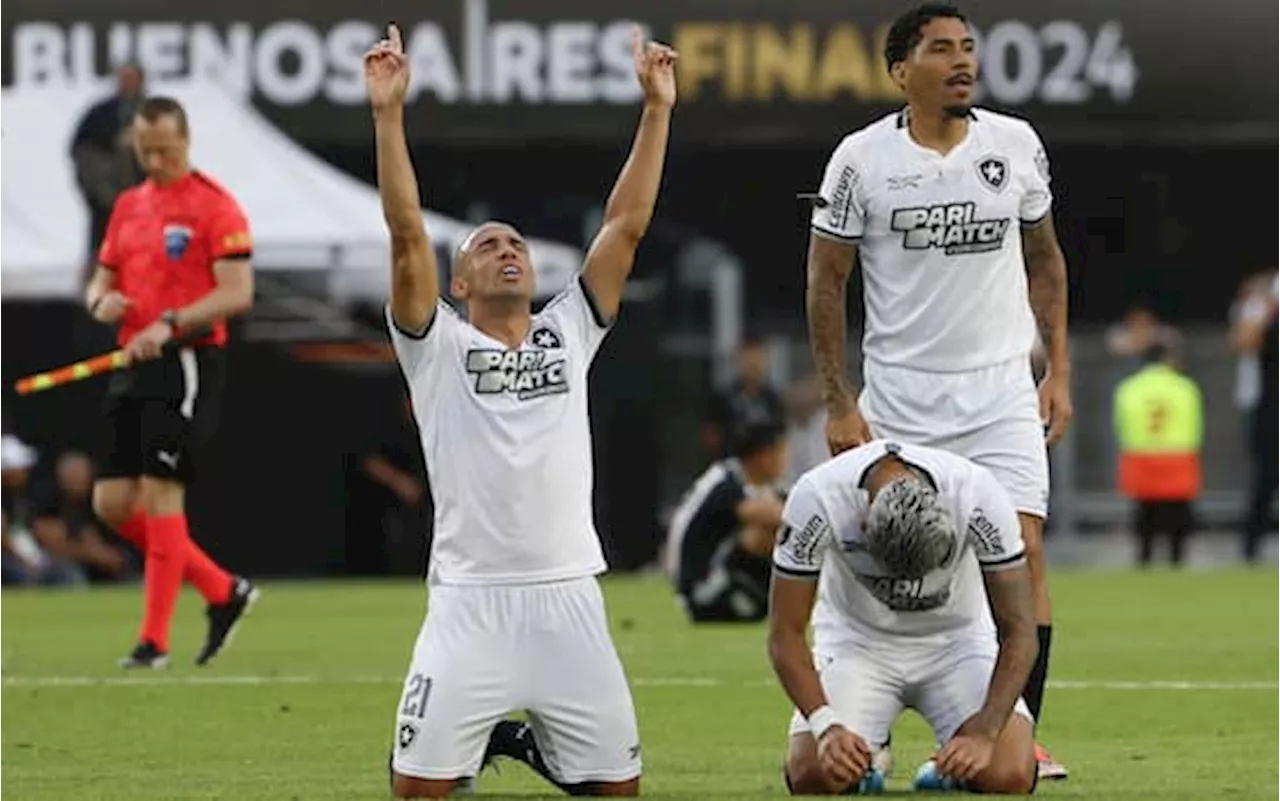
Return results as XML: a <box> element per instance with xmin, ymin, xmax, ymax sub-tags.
<box><xmin>343</xmin><ymin>398</ymin><xmax>430</xmax><ymax>576</ymax></box>
<box><xmin>1105</xmin><ymin>305</ymin><xmax>1181</xmax><ymax>361</ymax></box>
<box><xmin>1240</xmin><ymin>273</ymin><xmax>1279</xmax><ymax>562</ymax></box>
<box><xmin>666</xmin><ymin>419</ymin><xmax>789</xmax><ymax>623</ymax></box>
<box><xmin>785</xmin><ymin>373</ymin><xmax>829</xmax><ymax>485</ymax></box>
<box><xmin>1229</xmin><ymin>270</ymin><xmax>1278</xmax><ymax>441</ymax></box>
<box><xmin>701</xmin><ymin>336</ymin><xmax>785</xmax><ymax>460</ymax></box>
<box><xmin>69</xmin><ymin>63</ymin><xmax>147</xmax><ymax>273</ymax></box>
<box><xmin>1</xmin><ymin>435</ymin><xmax>85</xmax><ymax>587</ymax></box>
<box><xmin>30</xmin><ymin>451</ymin><xmax>135</xmax><ymax>583</ymax></box>
<box><xmin>1113</xmin><ymin>343</ymin><xmax>1203</xmax><ymax>567</ymax></box>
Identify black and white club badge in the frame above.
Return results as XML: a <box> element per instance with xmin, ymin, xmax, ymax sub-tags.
<box><xmin>530</xmin><ymin>326</ymin><xmax>563</xmax><ymax>350</ymax></box>
<box><xmin>975</xmin><ymin>155</ymin><xmax>1009</xmax><ymax>193</ymax></box>
<box><xmin>398</xmin><ymin>722</ymin><xmax>418</xmax><ymax>750</ymax></box>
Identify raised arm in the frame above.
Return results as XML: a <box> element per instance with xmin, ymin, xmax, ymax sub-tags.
<box><xmin>581</xmin><ymin>29</ymin><xmax>677</xmax><ymax>320</ymax></box>
<box><xmin>366</xmin><ymin>24</ymin><xmax>440</xmax><ymax>334</ymax></box>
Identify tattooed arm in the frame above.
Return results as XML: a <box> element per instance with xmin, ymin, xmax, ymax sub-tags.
<box><xmin>807</xmin><ymin>234</ymin><xmax>858</xmax><ymax>411</ymax></box>
<box><xmin>1022</xmin><ymin>216</ymin><xmax>1073</xmax><ymax>442</ymax></box>
<box><xmin>807</xmin><ymin>135</ymin><xmax>870</xmax><ymax>455</ymax></box>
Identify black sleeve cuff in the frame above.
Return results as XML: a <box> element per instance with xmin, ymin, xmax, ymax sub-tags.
<box><xmin>773</xmin><ymin>564</ymin><xmax>820</xmax><ymax>580</ymax></box>
<box><xmin>577</xmin><ymin>274</ymin><xmax>613</xmax><ymax>329</ymax></box>
<box><xmin>810</xmin><ymin>224</ymin><xmax>861</xmax><ymax>242</ymax></box>
<box><xmin>389</xmin><ymin>304</ymin><xmax>438</xmax><ymax>340</ymax></box>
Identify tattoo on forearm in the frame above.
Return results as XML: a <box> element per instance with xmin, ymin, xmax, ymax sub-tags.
<box><xmin>1024</xmin><ymin>224</ymin><xmax>1068</xmax><ymax>362</ymax></box>
<box><xmin>806</xmin><ymin>258</ymin><xmax>854</xmax><ymax>408</ymax></box>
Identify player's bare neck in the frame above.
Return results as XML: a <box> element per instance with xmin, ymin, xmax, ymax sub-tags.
<box><xmin>906</xmin><ymin>106</ymin><xmax>969</xmax><ymax>156</ymax></box>
<box><xmin>864</xmin><ymin>456</ymin><xmax>912</xmax><ymax>497</ymax></box>
<box><xmin>469</xmin><ymin>302</ymin><xmax>532</xmax><ymax>349</ymax></box>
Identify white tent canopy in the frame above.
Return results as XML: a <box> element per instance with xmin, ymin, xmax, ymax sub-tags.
<box><xmin>0</xmin><ymin>78</ymin><xmax>581</xmax><ymax>300</ymax></box>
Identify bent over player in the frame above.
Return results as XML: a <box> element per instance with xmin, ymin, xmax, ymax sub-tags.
<box><xmin>769</xmin><ymin>440</ymin><xmax>1038</xmax><ymax>795</ymax></box>
<box><xmin>85</xmin><ymin>96</ymin><xmax>259</xmax><ymax>669</ymax></box>
<box><xmin>363</xmin><ymin>24</ymin><xmax>676</xmax><ymax>799</ymax></box>
<box><xmin>804</xmin><ymin>3</ymin><xmax>1071</xmax><ymax>779</ymax></box>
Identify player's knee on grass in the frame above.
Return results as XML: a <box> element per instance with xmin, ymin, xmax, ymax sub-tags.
<box><xmin>92</xmin><ymin>479</ymin><xmax>140</xmax><ymax>528</ymax></box>
<box><xmin>390</xmin><ymin>772</ymin><xmax>462</xmax><ymax>799</ymax></box>
<box><xmin>785</xmin><ymin>733</ymin><xmax>860</xmax><ymax>795</ymax></box>
<box><xmin>587</xmin><ymin>777</ymin><xmax>641</xmax><ymax>796</ymax></box>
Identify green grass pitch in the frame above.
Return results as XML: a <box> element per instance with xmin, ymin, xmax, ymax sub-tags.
<box><xmin>3</xmin><ymin>568</ymin><xmax>1276</xmax><ymax>799</ymax></box>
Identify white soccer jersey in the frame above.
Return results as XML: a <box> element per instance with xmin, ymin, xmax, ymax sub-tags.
<box><xmin>772</xmin><ymin>440</ymin><xmax>1026</xmax><ymax>648</ymax></box>
<box><xmin>387</xmin><ymin>276</ymin><xmax>612</xmax><ymax>585</ymax></box>
<box><xmin>811</xmin><ymin>108</ymin><xmax>1052</xmax><ymax>372</ymax></box>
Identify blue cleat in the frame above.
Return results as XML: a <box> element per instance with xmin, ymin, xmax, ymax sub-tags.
<box><xmin>853</xmin><ymin>767</ymin><xmax>886</xmax><ymax>794</ymax></box>
<box><xmin>913</xmin><ymin>760</ymin><xmax>964</xmax><ymax>792</ymax></box>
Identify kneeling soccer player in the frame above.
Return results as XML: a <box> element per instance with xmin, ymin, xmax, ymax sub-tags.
<box><xmin>768</xmin><ymin>440</ymin><xmax>1038</xmax><ymax>795</ymax></box>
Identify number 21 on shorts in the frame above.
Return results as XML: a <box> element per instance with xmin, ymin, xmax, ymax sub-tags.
<box><xmin>401</xmin><ymin>673</ymin><xmax>432</xmax><ymax>719</ymax></box>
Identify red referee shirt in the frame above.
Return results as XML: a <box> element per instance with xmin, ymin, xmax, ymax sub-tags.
<box><xmin>98</xmin><ymin>171</ymin><xmax>252</xmax><ymax>349</ymax></box>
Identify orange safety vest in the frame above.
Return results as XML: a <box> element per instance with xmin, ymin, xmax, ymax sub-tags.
<box><xmin>1113</xmin><ymin>364</ymin><xmax>1204</xmax><ymax>501</ymax></box>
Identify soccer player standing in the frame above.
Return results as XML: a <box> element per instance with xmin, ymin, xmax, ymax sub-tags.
<box><xmin>803</xmin><ymin>3</ymin><xmax>1071</xmax><ymax>780</ymax></box>
<box><xmin>363</xmin><ymin>24</ymin><xmax>675</xmax><ymax>799</ymax></box>
<box><xmin>85</xmin><ymin>97</ymin><xmax>259</xmax><ymax>669</ymax></box>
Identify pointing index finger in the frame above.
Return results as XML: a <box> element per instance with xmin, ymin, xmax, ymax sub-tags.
<box><xmin>388</xmin><ymin>22</ymin><xmax>404</xmax><ymax>52</ymax></box>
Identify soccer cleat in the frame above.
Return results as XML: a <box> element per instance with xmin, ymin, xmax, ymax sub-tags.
<box><xmin>1035</xmin><ymin>743</ymin><xmax>1069</xmax><ymax>780</ymax></box>
<box><xmin>118</xmin><ymin>641</ymin><xmax>169</xmax><ymax>669</ymax></box>
<box><xmin>852</xmin><ymin>767</ymin><xmax>885</xmax><ymax>795</ymax></box>
<box><xmin>481</xmin><ymin>719</ymin><xmax>532</xmax><ymax>769</ymax></box>
<box><xmin>913</xmin><ymin>760</ymin><xmax>963</xmax><ymax>792</ymax></box>
<box><xmin>195</xmin><ymin>577</ymin><xmax>260</xmax><ymax>666</ymax></box>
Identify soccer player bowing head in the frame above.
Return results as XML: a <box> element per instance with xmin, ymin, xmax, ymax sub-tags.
<box><xmin>365</xmin><ymin>22</ymin><xmax>676</xmax><ymax>800</ymax></box>
<box><xmin>768</xmin><ymin>440</ymin><xmax>1038</xmax><ymax>795</ymax></box>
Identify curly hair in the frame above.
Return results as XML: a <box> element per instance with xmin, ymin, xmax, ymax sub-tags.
<box><xmin>884</xmin><ymin>3</ymin><xmax>968</xmax><ymax>73</ymax></box>
<box><xmin>863</xmin><ymin>476</ymin><xmax>957</xmax><ymax>578</ymax></box>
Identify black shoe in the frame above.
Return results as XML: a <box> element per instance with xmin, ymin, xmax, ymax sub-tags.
<box><xmin>482</xmin><ymin>720</ymin><xmax>532</xmax><ymax>769</ymax></box>
<box><xmin>195</xmin><ymin>577</ymin><xmax>260</xmax><ymax>666</ymax></box>
<box><xmin>119</xmin><ymin>641</ymin><xmax>169</xmax><ymax>669</ymax></box>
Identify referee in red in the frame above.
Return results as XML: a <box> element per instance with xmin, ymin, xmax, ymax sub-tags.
<box><xmin>84</xmin><ymin>96</ymin><xmax>259</xmax><ymax>669</ymax></box>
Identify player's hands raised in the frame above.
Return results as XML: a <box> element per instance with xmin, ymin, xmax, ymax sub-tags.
<box><xmin>824</xmin><ymin>404</ymin><xmax>872</xmax><ymax>456</ymax></box>
<box><xmin>632</xmin><ymin>27</ymin><xmax>677</xmax><ymax>108</ymax></box>
<box><xmin>1038</xmin><ymin>369</ymin><xmax>1073</xmax><ymax>445</ymax></box>
<box><xmin>364</xmin><ymin>23</ymin><xmax>410</xmax><ymax>111</ymax></box>
<box><xmin>817</xmin><ymin>725</ymin><xmax>872</xmax><ymax>789</ymax></box>
<box><xmin>934</xmin><ymin>716</ymin><xmax>997</xmax><ymax>783</ymax></box>
<box><xmin>91</xmin><ymin>291</ymin><xmax>131</xmax><ymax>324</ymax></box>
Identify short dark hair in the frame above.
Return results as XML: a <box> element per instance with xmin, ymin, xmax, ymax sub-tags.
<box><xmin>884</xmin><ymin>3</ymin><xmax>968</xmax><ymax>73</ymax></box>
<box><xmin>728</xmin><ymin>418</ymin><xmax>787</xmax><ymax>459</ymax></box>
<box><xmin>136</xmin><ymin>96</ymin><xmax>188</xmax><ymax>135</ymax></box>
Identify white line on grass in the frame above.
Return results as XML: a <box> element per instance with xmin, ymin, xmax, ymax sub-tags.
<box><xmin>2</xmin><ymin>676</ymin><xmax>1274</xmax><ymax>690</ymax></box>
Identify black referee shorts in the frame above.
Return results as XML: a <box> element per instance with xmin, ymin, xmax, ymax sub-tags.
<box><xmin>98</xmin><ymin>347</ymin><xmax>226</xmax><ymax>485</ymax></box>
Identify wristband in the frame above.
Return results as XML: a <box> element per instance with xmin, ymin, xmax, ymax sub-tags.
<box><xmin>807</xmin><ymin>705</ymin><xmax>841</xmax><ymax>738</ymax></box>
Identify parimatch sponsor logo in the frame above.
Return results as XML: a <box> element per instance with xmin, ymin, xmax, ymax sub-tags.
<box><xmin>465</xmin><ymin>349</ymin><xmax>568</xmax><ymax>400</ymax></box>
<box><xmin>890</xmin><ymin>202</ymin><xmax>1010</xmax><ymax>255</ymax></box>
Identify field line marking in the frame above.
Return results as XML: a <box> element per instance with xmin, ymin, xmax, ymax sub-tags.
<box><xmin>2</xmin><ymin>675</ymin><xmax>1275</xmax><ymax>690</ymax></box>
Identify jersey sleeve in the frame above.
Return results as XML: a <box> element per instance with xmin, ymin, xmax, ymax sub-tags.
<box><xmin>385</xmin><ymin>301</ymin><xmax>460</xmax><ymax>382</ymax></box>
<box><xmin>772</xmin><ymin>478</ymin><xmax>835</xmax><ymax>580</ymax></box>
<box><xmin>811</xmin><ymin>136</ymin><xmax>866</xmax><ymax>242</ymax></box>
<box><xmin>965</xmin><ymin>471</ymin><xmax>1027</xmax><ymax>571</ymax></box>
<box><xmin>1019</xmin><ymin>123</ymin><xmax>1054</xmax><ymax>225</ymax></box>
<box><xmin>538</xmin><ymin>274</ymin><xmax>613</xmax><ymax>361</ymax></box>
<box><xmin>205</xmin><ymin>194</ymin><xmax>253</xmax><ymax>261</ymax></box>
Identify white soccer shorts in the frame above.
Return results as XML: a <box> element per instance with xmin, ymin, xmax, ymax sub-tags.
<box><xmin>390</xmin><ymin>576</ymin><xmax>642</xmax><ymax>783</ymax></box>
<box><xmin>787</xmin><ymin>635</ymin><xmax>1035</xmax><ymax>747</ymax></box>
<box><xmin>859</xmin><ymin>355</ymin><xmax>1050</xmax><ymax>517</ymax></box>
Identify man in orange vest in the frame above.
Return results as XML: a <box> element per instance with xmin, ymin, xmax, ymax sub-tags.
<box><xmin>1113</xmin><ymin>343</ymin><xmax>1204</xmax><ymax>566</ymax></box>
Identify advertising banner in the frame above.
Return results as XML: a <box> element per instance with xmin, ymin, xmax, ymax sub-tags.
<box><xmin>4</xmin><ymin>0</ymin><xmax>1275</xmax><ymax>145</ymax></box>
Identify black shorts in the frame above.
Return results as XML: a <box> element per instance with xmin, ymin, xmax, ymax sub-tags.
<box><xmin>679</xmin><ymin>542</ymin><xmax>772</xmax><ymax>623</ymax></box>
<box><xmin>99</xmin><ymin>347</ymin><xmax>226</xmax><ymax>485</ymax></box>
